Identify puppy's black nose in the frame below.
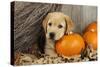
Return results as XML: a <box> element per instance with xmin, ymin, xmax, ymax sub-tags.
<box><xmin>49</xmin><ymin>32</ymin><xmax>55</xmax><ymax>39</ymax></box>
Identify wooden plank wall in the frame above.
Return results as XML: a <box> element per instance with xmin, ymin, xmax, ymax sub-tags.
<box><xmin>13</xmin><ymin>1</ymin><xmax>62</xmax><ymax>52</ymax></box>
<box><xmin>62</xmin><ymin>5</ymin><xmax>97</xmax><ymax>33</ymax></box>
<box><xmin>13</xmin><ymin>1</ymin><xmax>97</xmax><ymax>52</ymax></box>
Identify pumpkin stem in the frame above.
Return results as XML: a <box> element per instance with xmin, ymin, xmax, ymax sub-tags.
<box><xmin>91</xmin><ymin>29</ymin><xmax>95</xmax><ymax>32</ymax></box>
<box><xmin>68</xmin><ymin>31</ymin><xmax>73</xmax><ymax>35</ymax></box>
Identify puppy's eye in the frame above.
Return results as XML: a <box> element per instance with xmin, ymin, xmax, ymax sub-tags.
<box><xmin>58</xmin><ymin>25</ymin><xmax>63</xmax><ymax>28</ymax></box>
<box><xmin>48</xmin><ymin>23</ymin><xmax>52</xmax><ymax>26</ymax></box>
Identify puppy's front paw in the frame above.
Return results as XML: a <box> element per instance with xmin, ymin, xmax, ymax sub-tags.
<box><xmin>45</xmin><ymin>49</ymin><xmax>58</xmax><ymax>57</ymax></box>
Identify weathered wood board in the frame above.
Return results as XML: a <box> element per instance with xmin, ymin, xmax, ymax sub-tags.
<box><xmin>13</xmin><ymin>1</ymin><xmax>97</xmax><ymax>54</ymax></box>
<box><xmin>62</xmin><ymin>5</ymin><xmax>97</xmax><ymax>33</ymax></box>
<box><xmin>11</xmin><ymin>1</ymin><xmax>97</xmax><ymax>65</ymax></box>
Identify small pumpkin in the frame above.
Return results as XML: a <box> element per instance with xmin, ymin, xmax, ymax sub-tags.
<box><xmin>84</xmin><ymin>21</ymin><xmax>97</xmax><ymax>32</ymax></box>
<box><xmin>83</xmin><ymin>31</ymin><xmax>97</xmax><ymax>50</ymax></box>
<box><xmin>56</xmin><ymin>33</ymin><xmax>85</xmax><ymax>57</ymax></box>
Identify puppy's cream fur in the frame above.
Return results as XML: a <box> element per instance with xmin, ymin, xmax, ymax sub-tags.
<box><xmin>43</xmin><ymin>12</ymin><xmax>74</xmax><ymax>56</ymax></box>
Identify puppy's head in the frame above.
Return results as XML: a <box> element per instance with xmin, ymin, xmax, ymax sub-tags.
<box><xmin>43</xmin><ymin>12</ymin><xmax>74</xmax><ymax>41</ymax></box>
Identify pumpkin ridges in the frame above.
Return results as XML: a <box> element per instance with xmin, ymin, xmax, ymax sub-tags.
<box><xmin>83</xmin><ymin>21</ymin><xmax>97</xmax><ymax>50</ymax></box>
<box><xmin>56</xmin><ymin>33</ymin><xmax>85</xmax><ymax>56</ymax></box>
<box><xmin>84</xmin><ymin>21</ymin><xmax>97</xmax><ymax>32</ymax></box>
<box><xmin>83</xmin><ymin>31</ymin><xmax>97</xmax><ymax>50</ymax></box>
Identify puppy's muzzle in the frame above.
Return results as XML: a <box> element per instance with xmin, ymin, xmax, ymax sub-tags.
<box><xmin>49</xmin><ymin>32</ymin><xmax>55</xmax><ymax>40</ymax></box>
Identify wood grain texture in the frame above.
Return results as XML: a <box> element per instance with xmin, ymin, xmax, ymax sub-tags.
<box><xmin>13</xmin><ymin>1</ymin><xmax>62</xmax><ymax>52</ymax></box>
<box><xmin>13</xmin><ymin>2</ymin><xmax>97</xmax><ymax>53</ymax></box>
<box><xmin>62</xmin><ymin>5</ymin><xmax>97</xmax><ymax>33</ymax></box>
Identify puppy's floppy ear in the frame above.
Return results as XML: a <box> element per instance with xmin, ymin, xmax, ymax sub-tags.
<box><xmin>64</xmin><ymin>15</ymin><xmax>74</xmax><ymax>34</ymax></box>
<box><xmin>42</xmin><ymin>14</ymin><xmax>50</xmax><ymax>33</ymax></box>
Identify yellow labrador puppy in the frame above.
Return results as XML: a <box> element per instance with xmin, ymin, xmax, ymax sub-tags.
<box><xmin>43</xmin><ymin>12</ymin><xmax>74</xmax><ymax>57</ymax></box>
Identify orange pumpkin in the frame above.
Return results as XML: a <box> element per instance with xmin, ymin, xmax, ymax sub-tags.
<box><xmin>56</xmin><ymin>33</ymin><xmax>85</xmax><ymax>57</ymax></box>
<box><xmin>84</xmin><ymin>21</ymin><xmax>97</xmax><ymax>32</ymax></box>
<box><xmin>83</xmin><ymin>31</ymin><xmax>97</xmax><ymax>50</ymax></box>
